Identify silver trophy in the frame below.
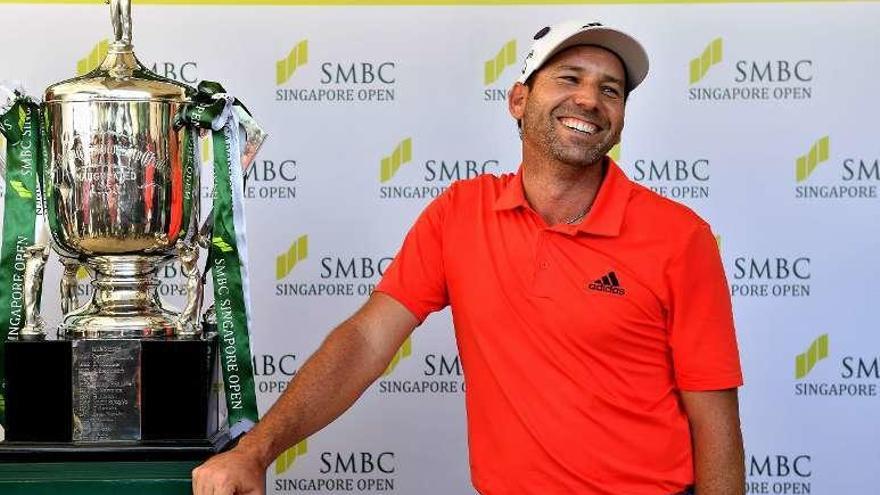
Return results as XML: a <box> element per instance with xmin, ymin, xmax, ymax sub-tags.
<box><xmin>0</xmin><ymin>0</ymin><xmax>265</xmax><ymax>443</ymax></box>
<box><xmin>20</xmin><ymin>0</ymin><xmax>265</xmax><ymax>339</ymax></box>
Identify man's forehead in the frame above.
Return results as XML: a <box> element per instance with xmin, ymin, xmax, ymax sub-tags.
<box><xmin>542</xmin><ymin>44</ymin><xmax>626</xmax><ymax>77</ymax></box>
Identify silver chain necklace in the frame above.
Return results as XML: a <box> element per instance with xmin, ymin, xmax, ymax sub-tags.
<box><xmin>563</xmin><ymin>204</ymin><xmax>592</xmax><ymax>225</ymax></box>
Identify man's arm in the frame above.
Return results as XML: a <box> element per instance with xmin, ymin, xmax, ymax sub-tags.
<box><xmin>192</xmin><ymin>292</ymin><xmax>419</xmax><ymax>495</ymax></box>
<box><xmin>681</xmin><ymin>388</ymin><xmax>745</xmax><ymax>495</ymax></box>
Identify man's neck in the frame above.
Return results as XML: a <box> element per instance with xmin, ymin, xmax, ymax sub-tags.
<box><xmin>521</xmin><ymin>150</ymin><xmax>607</xmax><ymax>227</ymax></box>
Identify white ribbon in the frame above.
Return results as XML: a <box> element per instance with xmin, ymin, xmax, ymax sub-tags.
<box><xmin>0</xmin><ymin>81</ymin><xmax>25</xmax><ymax>117</ymax></box>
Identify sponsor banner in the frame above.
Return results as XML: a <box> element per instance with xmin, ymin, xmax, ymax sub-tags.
<box><xmin>726</xmin><ymin>252</ymin><xmax>812</xmax><ymax>299</ymax></box>
<box><xmin>619</xmin><ymin>144</ymin><xmax>713</xmax><ymax>202</ymax></box>
<box><xmin>0</xmin><ymin>2</ymin><xmax>878</xmax><ymax>493</ymax></box>
<box><xmin>687</xmin><ymin>37</ymin><xmax>815</xmax><ymax>103</ymax></box>
<box><xmin>374</xmin><ymin>335</ymin><xmax>466</xmax><ymax>395</ymax></box>
<box><xmin>376</xmin><ymin>136</ymin><xmax>502</xmax><ymax>201</ymax></box>
<box><xmin>794</xmin><ymin>136</ymin><xmax>880</xmax><ymax>200</ymax></box>
<box><xmin>746</xmin><ymin>453</ymin><xmax>814</xmax><ymax>495</ymax></box>
<box><xmin>272</xmin><ymin>438</ymin><xmax>400</xmax><ymax>493</ymax></box>
<box><xmin>794</xmin><ymin>334</ymin><xmax>880</xmax><ymax>398</ymax></box>
<box><xmin>274</xmin><ymin>39</ymin><xmax>398</xmax><ymax>104</ymax></box>
<box><xmin>273</xmin><ymin>234</ymin><xmax>393</xmax><ymax>297</ymax></box>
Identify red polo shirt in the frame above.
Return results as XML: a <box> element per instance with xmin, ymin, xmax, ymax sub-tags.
<box><xmin>376</xmin><ymin>159</ymin><xmax>743</xmax><ymax>494</ymax></box>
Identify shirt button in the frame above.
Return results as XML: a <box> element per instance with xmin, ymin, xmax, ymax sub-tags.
<box><xmin>539</xmin><ymin>261</ymin><xmax>549</xmax><ymax>269</ymax></box>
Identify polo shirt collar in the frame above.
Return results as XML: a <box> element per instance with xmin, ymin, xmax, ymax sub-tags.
<box><xmin>493</xmin><ymin>157</ymin><xmax>633</xmax><ymax>237</ymax></box>
<box><xmin>493</xmin><ymin>167</ymin><xmax>529</xmax><ymax>211</ymax></box>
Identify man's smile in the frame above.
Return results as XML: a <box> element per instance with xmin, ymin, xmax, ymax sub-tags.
<box><xmin>558</xmin><ymin>116</ymin><xmax>600</xmax><ymax>135</ymax></box>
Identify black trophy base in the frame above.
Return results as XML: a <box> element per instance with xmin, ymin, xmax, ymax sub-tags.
<box><xmin>0</xmin><ymin>428</ymin><xmax>232</xmax><ymax>462</ymax></box>
<box><xmin>0</xmin><ymin>430</ymin><xmax>234</xmax><ymax>464</ymax></box>
<box><xmin>0</xmin><ymin>431</ymin><xmax>236</xmax><ymax>495</ymax></box>
<box><xmin>4</xmin><ymin>334</ymin><xmax>223</xmax><ymax>444</ymax></box>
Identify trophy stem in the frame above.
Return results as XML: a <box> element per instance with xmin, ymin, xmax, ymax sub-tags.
<box><xmin>61</xmin><ymin>255</ymin><xmax>177</xmax><ymax>339</ymax></box>
<box><xmin>99</xmin><ymin>0</ymin><xmax>141</xmax><ymax>78</ymax></box>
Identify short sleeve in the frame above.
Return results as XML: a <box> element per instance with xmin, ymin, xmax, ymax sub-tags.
<box><xmin>374</xmin><ymin>190</ymin><xmax>452</xmax><ymax>323</ymax></box>
<box><xmin>666</xmin><ymin>224</ymin><xmax>744</xmax><ymax>391</ymax></box>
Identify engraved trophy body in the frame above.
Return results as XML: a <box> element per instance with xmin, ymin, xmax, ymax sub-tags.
<box><xmin>44</xmin><ymin>30</ymin><xmax>197</xmax><ymax>339</ymax></box>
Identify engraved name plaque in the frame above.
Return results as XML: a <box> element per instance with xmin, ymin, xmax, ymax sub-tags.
<box><xmin>72</xmin><ymin>340</ymin><xmax>141</xmax><ymax>442</ymax></box>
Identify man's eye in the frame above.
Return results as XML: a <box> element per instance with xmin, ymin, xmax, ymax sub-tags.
<box><xmin>559</xmin><ymin>75</ymin><xmax>578</xmax><ymax>83</ymax></box>
<box><xmin>602</xmin><ymin>86</ymin><xmax>621</xmax><ymax>97</ymax></box>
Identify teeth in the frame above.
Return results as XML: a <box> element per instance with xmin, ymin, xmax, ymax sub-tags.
<box><xmin>561</xmin><ymin>118</ymin><xmax>598</xmax><ymax>135</ymax></box>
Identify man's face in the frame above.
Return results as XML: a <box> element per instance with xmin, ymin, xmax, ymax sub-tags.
<box><xmin>510</xmin><ymin>45</ymin><xmax>626</xmax><ymax>168</ymax></box>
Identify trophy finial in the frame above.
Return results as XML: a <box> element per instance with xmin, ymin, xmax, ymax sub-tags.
<box><xmin>109</xmin><ymin>0</ymin><xmax>132</xmax><ymax>49</ymax></box>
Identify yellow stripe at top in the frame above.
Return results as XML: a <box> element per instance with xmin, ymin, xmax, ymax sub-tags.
<box><xmin>0</xmin><ymin>0</ymin><xmax>876</xmax><ymax>5</ymax></box>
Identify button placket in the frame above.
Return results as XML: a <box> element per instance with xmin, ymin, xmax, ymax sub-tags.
<box><xmin>532</xmin><ymin>230</ymin><xmax>555</xmax><ymax>297</ymax></box>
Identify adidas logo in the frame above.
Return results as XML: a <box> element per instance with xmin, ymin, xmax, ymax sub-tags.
<box><xmin>588</xmin><ymin>271</ymin><xmax>626</xmax><ymax>296</ymax></box>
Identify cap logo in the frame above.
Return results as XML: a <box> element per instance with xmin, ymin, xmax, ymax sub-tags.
<box><xmin>521</xmin><ymin>50</ymin><xmax>536</xmax><ymax>74</ymax></box>
<box><xmin>533</xmin><ymin>26</ymin><xmax>550</xmax><ymax>40</ymax></box>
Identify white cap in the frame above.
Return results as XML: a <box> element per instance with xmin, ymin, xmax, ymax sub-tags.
<box><xmin>517</xmin><ymin>20</ymin><xmax>650</xmax><ymax>93</ymax></box>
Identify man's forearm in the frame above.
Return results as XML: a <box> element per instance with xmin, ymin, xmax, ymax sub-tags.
<box><xmin>685</xmin><ymin>389</ymin><xmax>745</xmax><ymax>495</ymax></box>
<box><xmin>191</xmin><ymin>294</ymin><xmax>418</xmax><ymax>495</ymax></box>
<box><xmin>692</xmin><ymin>421</ymin><xmax>744</xmax><ymax>494</ymax></box>
<box><xmin>235</xmin><ymin>317</ymin><xmax>392</xmax><ymax>469</ymax></box>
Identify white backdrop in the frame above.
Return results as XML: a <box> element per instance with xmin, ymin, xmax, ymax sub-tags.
<box><xmin>1</xmin><ymin>1</ymin><xmax>879</xmax><ymax>494</ymax></box>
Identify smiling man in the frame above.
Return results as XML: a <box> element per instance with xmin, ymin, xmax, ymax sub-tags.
<box><xmin>193</xmin><ymin>21</ymin><xmax>744</xmax><ymax>495</ymax></box>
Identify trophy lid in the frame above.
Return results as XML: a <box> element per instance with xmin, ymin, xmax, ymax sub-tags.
<box><xmin>45</xmin><ymin>0</ymin><xmax>193</xmax><ymax>104</ymax></box>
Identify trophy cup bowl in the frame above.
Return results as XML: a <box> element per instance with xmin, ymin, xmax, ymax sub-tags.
<box><xmin>44</xmin><ymin>38</ymin><xmax>197</xmax><ymax>339</ymax></box>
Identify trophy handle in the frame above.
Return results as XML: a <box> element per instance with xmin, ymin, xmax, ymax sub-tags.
<box><xmin>175</xmin><ymin>241</ymin><xmax>203</xmax><ymax>337</ymax></box>
<box><xmin>60</xmin><ymin>257</ymin><xmax>84</xmax><ymax>316</ymax></box>
<box><xmin>20</xmin><ymin>245</ymin><xmax>50</xmax><ymax>337</ymax></box>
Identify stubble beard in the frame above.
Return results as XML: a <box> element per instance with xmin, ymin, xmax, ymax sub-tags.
<box><xmin>523</xmin><ymin>105</ymin><xmax>620</xmax><ymax>169</ymax></box>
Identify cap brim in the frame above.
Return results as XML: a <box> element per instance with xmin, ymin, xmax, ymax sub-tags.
<box><xmin>543</xmin><ymin>27</ymin><xmax>649</xmax><ymax>93</ymax></box>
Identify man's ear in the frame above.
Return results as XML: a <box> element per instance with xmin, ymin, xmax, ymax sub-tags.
<box><xmin>508</xmin><ymin>82</ymin><xmax>528</xmax><ymax>121</ymax></box>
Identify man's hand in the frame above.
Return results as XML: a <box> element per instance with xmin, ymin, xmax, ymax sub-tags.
<box><xmin>192</xmin><ymin>446</ymin><xmax>266</xmax><ymax>495</ymax></box>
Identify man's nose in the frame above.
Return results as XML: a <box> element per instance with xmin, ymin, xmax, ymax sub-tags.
<box><xmin>571</xmin><ymin>84</ymin><xmax>600</xmax><ymax>110</ymax></box>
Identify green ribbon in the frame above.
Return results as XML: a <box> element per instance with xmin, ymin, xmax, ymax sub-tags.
<box><xmin>176</xmin><ymin>81</ymin><xmax>259</xmax><ymax>436</ymax></box>
<box><xmin>0</xmin><ymin>96</ymin><xmax>43</xmax><ymax>425</ymax></box>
